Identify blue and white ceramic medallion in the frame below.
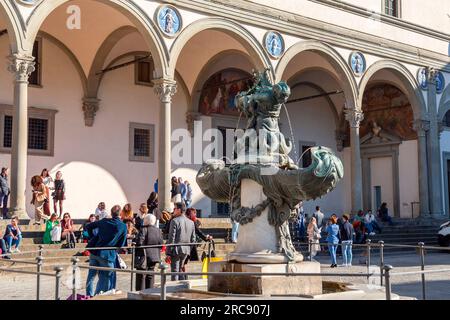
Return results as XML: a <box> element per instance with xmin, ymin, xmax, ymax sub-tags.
<box><xmin>156</xmin><ymin>5</ymin><xmax>182</xmax><ymax>37</ymax></box>
<box><xmin>436</xmin><ymin>71</ymin><xmax>445</xmax><ymax>94</ymax></box>
<box><xmin>417</xmin><ymin>67</ymin><xmax>428</xmax><ymax>90</ymax></box>
<box><xmin>349</xmin><ymin>51</ymin><xmax>366</xmax><ymax>76</ymax></box>
<box><xmin>264</xmin><ymin>31</ymin><xmax>284</xmax><ymax>58</ymax></box>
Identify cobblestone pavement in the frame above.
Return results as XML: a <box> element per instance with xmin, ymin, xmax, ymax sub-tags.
<box><xmin>0</xmin><ymin>252</ymin><xmax>449</xmax><ymax>300</ymax></box>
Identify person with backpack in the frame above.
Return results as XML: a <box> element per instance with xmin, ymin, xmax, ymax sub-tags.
<box><xmin>340</xmin><ymin>214</ymin><xmax>354</xmax><ymax>267</ymax></box>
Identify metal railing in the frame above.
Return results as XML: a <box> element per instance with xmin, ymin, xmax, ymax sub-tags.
<box><xmin>1</xmin><ymin>239</ymin><xmax>450</xmax><ymax>300</ymax></box>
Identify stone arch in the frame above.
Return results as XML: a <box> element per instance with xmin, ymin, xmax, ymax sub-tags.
<box><xmin>288</xmin><ymin>80</ymin><xmax>340</xmax><ymax>129</ymax></box>
<box><xmin>97</xmin><ymin>50</ymin><xmax>191</xmax><ymax>105</ymax></box>
<box><xmin>0</xmin><ymin>1</ymin><xmax>23</xmax><ymax>53</ymax></box>
<box><xmin>86</xmin><ymin>26</ymin><xmax>139</xmax><ymax>99</ymax></box>
<box><xmin>190</xmin><ymin>49</ymin><xmax>256</xmax><ymax>114</ymax></box>
<box><xmin>169</xmin><ymin>17</ymin><xmax>272</xmax><ymax>80</ymax></box>
<box><xmin>275</xmin><ymin>40</ymin><xmax>358</xmax><ymax>110</ymax></box>
<box><xmin>438</xmin><ymin>84</ymin><xmax>450</xmax><ymax>121</ymax></box>
<box><xmin>359</xmin><ymin>60</ymin><xmax>426</xmax><ymax>120</ymax></box>
<box><xmin>38</xmin><ymin>31</ymin><xmax>87</xmax><ymax>97</ymax></box>
<box><xmin>25</xmin><ymin>0</ymin><xmax>168</xmax><ymax>78</ymax></box>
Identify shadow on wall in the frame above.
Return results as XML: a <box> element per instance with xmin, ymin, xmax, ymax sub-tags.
<box><xmin>26</xmin><ymin>161</ymin><xmax>128</xmax><ymax>219</ymax></box>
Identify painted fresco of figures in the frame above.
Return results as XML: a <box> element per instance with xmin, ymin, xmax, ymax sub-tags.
<box><xmin>199</xmin><ymin>68</ymin><xmax>253</xmax><ymax>116</ymax></box>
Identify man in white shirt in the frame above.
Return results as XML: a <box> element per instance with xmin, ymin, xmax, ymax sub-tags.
<box><xmin>311</xmin><ymin>206</ymin><xmax>324</xmax><ymax>228</ymax></box>
<box><xmin>95</xmin><ymin>202</ymin><xmax>108</xmax><ymax>220</ymax></box>
<box><xmin>364</xmin><ymin>210</ymin><xmax>381</xmax><ymax>235</ymax></box>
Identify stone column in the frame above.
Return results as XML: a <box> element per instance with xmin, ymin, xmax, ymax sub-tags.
<box><xmin>426</xmin><ymin>68</ymin><xmax>444</xmax><ymax>217</ymax></box>
<box><xmin>345</xmin><ymin>109</ymin><xmax>364</xmax><ymax>213</ymax></box>
<box><xmin>7</xmin><ymin>53</ymin><xmax>35</xmax><ymax>219</ymax></box>
<box><xmin>413</xmin><ymin>119</ymin><xmax>430</xmax><ymax>217</ymax></box>
<box><xmin>154</xmin><ymin>79</ymin><xmax>177</xmax><ymax>211</ymax></box>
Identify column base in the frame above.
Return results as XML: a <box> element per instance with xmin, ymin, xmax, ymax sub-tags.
<box><xmin>430</xmin><ymin>213</ymin><xmax>447</xmax><ymax>220</ymax></box>
<box><xmin>7</xmin><ymin>208</ymin><xmax>30</xmax><ymax>220</ymax></box>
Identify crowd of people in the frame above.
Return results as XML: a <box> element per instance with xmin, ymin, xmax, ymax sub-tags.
<box><xmin>1</xmin><ymin>165</ymin><xmax>400</xmax><ymax>291</ymax></box>
<box><xmin>170</xmin><ymin>177</ymin><xmax>193</xmax><ymax>208</ymax></box>
<box><xmin>290</xmin><ymin>202</ymin><xmax>395</xmax><ymax>267</ymax></box>
<box><xmin>77</xmin><ymin>199</ymin><xmax>212</xmax><ymax>296</ymax></box>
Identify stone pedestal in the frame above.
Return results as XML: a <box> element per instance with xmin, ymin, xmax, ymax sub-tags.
<box><xmin>229</xmin><ymin>179</ymin><xmax>302</xmax><ymax>263</ymax></box>
<box><xmin>208</xmin><ymin>261</ymin><xmax>322</xmax><ymax>296</ymax></box>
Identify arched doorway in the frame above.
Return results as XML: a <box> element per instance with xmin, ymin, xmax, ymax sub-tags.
<box><xmin>358</xmin><ymin>83</ymin><xmax>417</xmax><ymax>218</ymax></box>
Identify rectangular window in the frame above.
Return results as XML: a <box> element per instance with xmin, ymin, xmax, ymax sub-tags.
<box><xmin>28</xmin><ymin>118</ymin><xmax>48</xmax><ymax>150</ymax></box>
<box><xmin>29</xmin><ymin>38</ymin><xmax>42</xmax><ymax>86</ymax></box>
<box><xmin>384</xmin><ymin>0</ymin><xmax>399</xmax><ymax>17</ymax></box>
<box><xmin>0</xmin><ymin>105</ymin><xmax>57</xmax><ymax>156</ymax></box>
<box><xmin>135</xmin><ymin>55</ymin><xmax>154</xmax><ymax>86</ymax></box>
<box><xmin>129</xmin><ymin>122</ymin><xmax>155</xmax><ymax>162</ymax></box>
<box><xmin>3</xmin><ymin>115</ymin><xmax>12</xmax><ymax>148</ymax></box>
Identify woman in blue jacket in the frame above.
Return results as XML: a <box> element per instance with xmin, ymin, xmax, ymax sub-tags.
<box><xmin>326</xmin><ymin>215</ymin><xmax>340</xmax><ymax>268</ymax></box>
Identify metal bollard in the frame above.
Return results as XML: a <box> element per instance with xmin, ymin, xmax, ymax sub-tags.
<box><xmin>35</xmin><ymin>256</ymin><xmax>43</xmax><ymax>300</ymax></box>
<box><xmin>383</xmin><ymin>265</ymin><xmax>393</xmax><ymax>300</ymax></box>
<box><xmin>54</xmin><ymin>266</ymin><xmax>64</xmax><ymax>300</ymax></box>
<box><xmin>71</xmin><ymin>257</ymin><xmax>79</xmax><ymax>300</ymax></box>
<box><xmin>160</xmin><ymin>262</ymin><xmax>167</xmax><ymax>300</ymax></box>
<box><xmin>366</xmin><ymin>239</ymin><xmax>371</xmax><ymax>282</ymax></box>
<box><xmin>379</xmin><ymin>241</ymin><xmax>384</xmax><ymax>286</ymax></box>
<box><xmin>418</xmin><ymin>242</ymin><xmax>426</xmax><ymax>300</ymax></box>
<box><xmin>308</xmin><ymin>239</ymin><xmax>312</xmax><ymax>261</ymax></box>
<box><xmin>130</xmin><ymin>243</ymin><xmax>135</xmax><ymax>291</ymax></box>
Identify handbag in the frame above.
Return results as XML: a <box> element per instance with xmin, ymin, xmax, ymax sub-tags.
<box><xmin>51</xmin><ymin>225</ymin><xmax>61</xmax><ymax>242</ymax></box>
<box><xmin>201</xmin><ymin>240</ymin><xmax>222</xmax><ymax>279</ymax></box>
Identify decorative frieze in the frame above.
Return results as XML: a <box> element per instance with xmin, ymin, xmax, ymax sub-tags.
<box><xmin>8</xmin><ymin>54</ymin><xmax>35</xmax><ymax>83</ymax></box>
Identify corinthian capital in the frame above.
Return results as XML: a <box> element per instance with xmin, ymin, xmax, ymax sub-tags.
<box><xmin>344</xmin><ymin>109</ymin><xmax>364</xmax><ymax>128</ymax></box>
<box><xmin>153</xmin><ymin>79</ymin><xmax>177</xmax><ymax>103</ymax></box>
<box><xmin>82</xmin><ymin>97</ymin><xmax>100</xmax><ymax>127</ymax></box>
<box><xmin>413</xmin><ymin>119</ymin><xmax>430</xmax><ymax>137</ymax></box>
<box><xmin>8</xmin><ymin>53</ymin><xmax>35</xmax><ymax>82</ymax></box>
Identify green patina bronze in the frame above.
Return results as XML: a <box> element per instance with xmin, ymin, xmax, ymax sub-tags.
<box><xmin>196</xmin><ymin>70</ymin><xmax>344</xmax><ymax>261</ymax></box>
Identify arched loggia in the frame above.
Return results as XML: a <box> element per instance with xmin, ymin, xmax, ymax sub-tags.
<box><xmin>25</xmin><ymin>0</ymin><xmax>168</xmax><ymax>78</ymax></box>
<box><xmin>169</xmin><ymin>17</ymin><xmax>273</xmax><ymax>81</ymax></box>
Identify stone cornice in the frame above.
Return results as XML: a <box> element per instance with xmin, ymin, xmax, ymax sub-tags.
<box><xmin>168</xmin><ymin>0</ymin><xmax>450</xmax><ymax>72</ymax></box>
<box><xmin>308</xmin><ymin>0</ymin><xmax>450</xmax><ymax>42</ymax></box>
